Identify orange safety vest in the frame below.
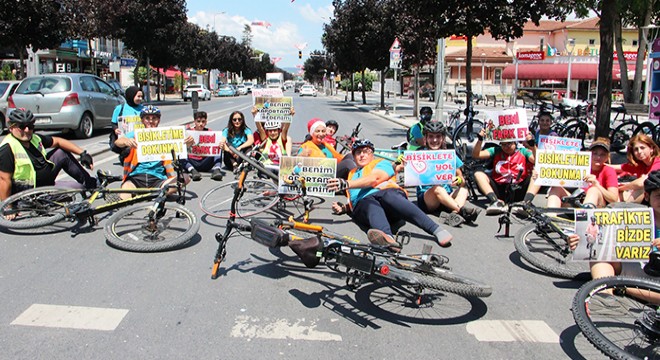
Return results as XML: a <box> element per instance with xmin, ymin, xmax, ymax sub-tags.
<box><xmin>122</xmin><ymin>147</ymin><xmax>175</xmax><ymax>181</ymax></box>
<box><xmin>299</xmin><ymin>140</ymin><xmax>343</xmax><ymax>160</ymax></box>
<box><xmin>345</xmin><ymin>158</ymin><xmax>402</xmax><ymax>210</ymax></box>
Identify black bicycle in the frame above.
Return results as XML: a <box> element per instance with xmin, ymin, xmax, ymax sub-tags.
<box><xmin>450</xmin><ymin>90</ymin><xmax>484</xmax><ymax>161</ymax></box>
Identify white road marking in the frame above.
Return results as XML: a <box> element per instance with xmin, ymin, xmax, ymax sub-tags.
<box><xmin>466</xmin><ymin>320</ymin><xmax>559</xmax><ymax>343</ymax></box>
<box><xmin>230</xmin><ymin>315</ymin><xmax>342</xmax><ymax>341</ymax></box>
<box><xmin>11</xmin><ymin>304</ymin><xmax>129</xmax><ymax>331</ymax></box>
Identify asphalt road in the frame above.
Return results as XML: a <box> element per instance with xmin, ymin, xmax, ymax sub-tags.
<box><xmin>0</xmin><ymin>92</ymin><xmax>607</xmax><ymax>359</ymax></box>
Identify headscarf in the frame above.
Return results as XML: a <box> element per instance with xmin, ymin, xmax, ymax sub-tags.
<box><xmin>125</xmin><ymin>86</ymin><xmax>141</xmax><ymax>108</ymax></box>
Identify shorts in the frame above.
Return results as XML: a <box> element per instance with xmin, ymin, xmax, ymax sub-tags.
<box><xmin>489</xmin><ymin>175</ymin><xmax>531</xmax><ymax>202</ymax></box>
<box><xmin>124</xmin><ymin>174</ymin><xmax>167</xmax><ymax>189</ymax></box>
<box><xmin>417</xmin><ymin>190</ymin><xmax>454</xmax><ymax>214</ymax></box>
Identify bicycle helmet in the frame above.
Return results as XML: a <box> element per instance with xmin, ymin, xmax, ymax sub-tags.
<box><xmin>264</xmin><ymin>120</ymin><xmax>281</xmax><ymax>130</ymax></box>
<box><xmin>140</xmin><ymin>105</ymin><xmax>161</xmax><ymax>118</ymax></box>
<box><xmin>420</xmin><ymin>106</ymin><xmax>433</xmax><ymax>122</ymax></box>
<box><xmin>7</xmin><ymin>108</ymin><xmax>35</xmax><ymax>126</ymax></box>
<box><xmin>423</xmin><ymin>120</ymin><xmax>447</xmax><ymax>135</ymax></box>
<box><xmin>644</xmin><ymin>170</ymin><xmax>660</xmax><ymax>193</ymax></box>
<box><xmin>325</xmin><ymin>119</ymin><xmax>339</xmax><ymax>131</ymax></box>
<box><xmin>351</xmin><ymin>139</ymin><xmax>375</xmax><ymax>154</ymax></box>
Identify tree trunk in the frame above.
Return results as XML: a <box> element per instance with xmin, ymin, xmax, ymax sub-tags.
<box><xmin>146</xmin><ymin>56</ymin><xmax>151</xmax><ymax>102</ymax></box>
<box><xmin>614</xmin><ymin>14</ymin><xmax>632</xmax><ymax>102</ymax></box>
<box><xmin>361</xmin><ymin>69</ymin><xmax>366</xmax><ymax>104</ymax></box>
<box><xmin>380</xmin><ymin>69</ymin><xmax>385</xmax><ymax>109</ymax></box>
<box><xmin>157</xmin><ymin>68</ymin><xmax>162</xmax><ymax>102</ymax></box>
<box><xmin>87</xmin><ymin>39</ymin><xmax>95</xmax><ymax>75</ymax></box>
<box><xmin>351</xmin><ymin>73</ymin><xmax>355</xmax><ymax>102</ymax></box>
<box><xmin>413</xmin><ymin>66</ymin><xmax>419</xmax><ymax>118</ymax></box>
<box><xmin>466</xmin><ymin>35</ymin><xmax>473</xmax><ymax>96</ymax></box>
<box><xmin>596</xmin><ymin>0</ymin><xmax>616</xmax><ymax>139</ymax></box>
<box><xmin>17</xmin><ymin>47</ymin><xmax>24</xmax><ymax>79</ymax></box>
<box><xmin>632</xmin><ymin>1</ymin><xmax>654</xmax><ymax>104</ymax></box>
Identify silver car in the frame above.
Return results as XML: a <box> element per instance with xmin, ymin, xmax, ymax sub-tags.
<box><xmin>8</xmin><ymin>73</ymin><xmax>124</xmax><ymax>138</ymax></box>
<box><xmin>0</xmin><ymin>80</ymin><xmax>20</xmax><ymax>132</ymax></box>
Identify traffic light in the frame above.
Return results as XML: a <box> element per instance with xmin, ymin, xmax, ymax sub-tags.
<box><xmin>298</xmin><ymin>51</ymin><xmax>302</xmax><ymax>59</ymax></box>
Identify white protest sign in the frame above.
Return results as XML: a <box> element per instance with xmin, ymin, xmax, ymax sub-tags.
<box><xmin>186</xmin><ymin>130</ymin><xmax>223</xmax><ymax>157</ymax></box>
<box><xmin>534</xmin><ymin>150</ymin><xmax>591</xmax><ymax>187</ymax></box>
<box><xmin>135</xmin><ymin>126</ymin><xmax>187</xmax><ymax>162</ymax></box>
<box><xmin>482</xmin><ymin>108</ymin><xmax>529</xmax><ymax>143</ymax></box>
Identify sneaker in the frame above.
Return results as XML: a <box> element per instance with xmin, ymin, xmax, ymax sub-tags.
<box><xmin>367</xmin><ymin>229</ymin><xmax>401</xmax><ymax>252</ymax></box>
<box><xmin>443</xmin><ymin>212</ymin><xmax>465</xmax><ymax>227</ymax></box>
<box><xmin>588</xmin><ymin>293</ymin><xmax>628</xmax><ymax>316</ymax></box>
<box><xmin>434</xmin><ymin>229</ymin><xmax>453</xmax><ymax>247</ymax></box>
<box><xmin>211</xmin><ymin>168</ymin><xmax>224</xmax><ymax>181</ymax></box>
<box><xmin>486</xmin><ymin>200</ymin><xmax>507</xmax><ymax>216</ymax></box>
<box><xmin>459</xmin><ymin>205</ymin><xmax>481</xmax><ymax>224</ymax></box>
<box><xmin>190</xmin><ymin>168</ymin><xmax>202</xmax><ymax>182</ymax></box>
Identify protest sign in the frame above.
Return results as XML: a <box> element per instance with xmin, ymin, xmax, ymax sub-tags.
<box><xmin>119</xmin><ymin>115</ymin><xmax>144</xmax><ymax>135</ymax></box>
<box><xmin>482</xmin><ymin>108</ymin><xmax>529</xmax><ymax>143</ymax></box>
<box><xmin>534</xmin><ymin>150</ymin><xmax>591</xmax><ymax>187</ymax></box>
<box><xmin>254</xmin><ymin>97</ymin><xmax>293</xmax><ymax>123</ymax></box>
<box><xmin>186</xmin><ymin>130</ymin><xmax>222</xmax><ymax>157</ymax></box>
<box><xmin>538</xmin><ymin>135</ymin><xmax>582</xmax><ymax>151</ymax></box>
<box><xmin>572</xmin><ymin>208</ymin><xmax>655</xmax><ymax>262</ymax></box>
<box><xmin>403</xmin><ymin>150</ymin><xmax>456</xmax><ymax>187</ymax></box>
<box><xmin>252</xmin><ymin>88</ymin><xmax>283</xmax><ymax>101</ymax></box>
<box><xmin>135</xmin><ymin>126</ymin><xmax>187</xmax><ymax>162</ymax></box>
<box><xmin>278</xmin><ymin>156</ymin><xmax>336</xmax><ymax>197</ymax></box>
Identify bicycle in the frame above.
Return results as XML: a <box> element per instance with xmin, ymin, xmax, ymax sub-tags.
<box><xmin>212</xmin><ymin>212</ymin><xmax>493</xmax><ymax>302</ymax></box>
<box><xmin>336</xmin><ymin>122</ymin><xmax>362</xmax><ymax>155</ymax></box>
<box><xmin>199</xmin><ymin>145</ymin><xmax>316</xmax><ymax>222</ymax></box>
<box><xmin>0</xmin><ymin>150</ymin><xmax>200</xmax><ymax>252</ymax></box>
<box><xmin>450</xmin><ymin>90</ymin><xmax>484</xmax><ymax>161</ymax></box>
<box><xmin>571</xmin><ymin>274</ymin><xmax>660</xmax><ymax>359</ymax></box>
<box><xmin>505</xmin><ymin>192</ymin><xmax>591</xmax><ymax>280</ymax></box>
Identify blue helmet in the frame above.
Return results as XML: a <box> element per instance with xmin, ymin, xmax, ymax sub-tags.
<box><xmin>351</xmin><ymin>139</ymin><xmax>375</xmax><ymax>154</ymax></box>
<box><xmin>140</xmin><ymin>105</ymin><xmax>161</xmax><ymax>118</ymax></box>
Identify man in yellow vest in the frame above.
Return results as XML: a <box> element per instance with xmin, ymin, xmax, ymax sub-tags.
<box><xmin>327</xmin><ymin>139</ymin><xmax>453</xmax><ymax>250</ymax></box>
<box><xmin>0</xmin><ymin>108</ymin><xmax>95</xmax><ymax>202</ymax></box>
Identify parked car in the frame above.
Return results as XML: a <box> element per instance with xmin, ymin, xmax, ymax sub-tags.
<box><xmin>182</xmin><ymin>84</ymin><xmax>211</xmax><ymax>101</ymax></box>
<box><xmin>7</xmin><ymin>74</ymin><xmax>124</xmax><ymax>138</ymax></box>
<box><xmin>0</xmin><ymin>80</ymin><xmax>21</xmax><ymax>132</ymax></box>
<box><xmin>299</xmin><ymin>85</ymin><xmax>317</xmax><ymax>97</ymax></box>
<box><xmin>236</xmin><ymin>84</ymin><xmax>248</xmax><ymax>95</ymax></box>
<box><xmin>243</xmin><ymin>81</ymin><xmax>254</xmax><ymax>93</ymax></box>
<box><xmin>216</xmin><ymin>85</ymin><xmax>236</xmax><ymax>97</ymax></box>
<box><xmin>230</xmin><ymin>84</ymin><xmax>240</xmax><ymax>96</ymax></box>
<box><xmin>106</xmin><ymin>79</ymin><xmax>125</xmax><ymax>98</ymax></box>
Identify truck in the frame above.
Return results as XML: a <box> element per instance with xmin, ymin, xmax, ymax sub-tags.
<box><xmin>266</xmin><ymin>72</ymin><xmax>284</xmax><ymax>90</ymax></box>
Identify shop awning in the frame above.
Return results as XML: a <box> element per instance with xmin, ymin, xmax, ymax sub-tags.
<box><xmin>502</xmin><ymin>63</ymin><xmax>635</xmax><ymax>80</ymax></box>
<box><xmin>151</xmin><ymin>66</ymin><xmax>189</xmax><ymax>79</ymax></box>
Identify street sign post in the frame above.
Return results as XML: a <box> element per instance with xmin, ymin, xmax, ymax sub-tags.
<box><xmin>389</xmin><ymin>38</ymin><xmax>402</xmax><ymax>115</ymax></box>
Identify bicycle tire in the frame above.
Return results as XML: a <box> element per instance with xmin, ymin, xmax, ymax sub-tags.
<box><xmin>560</xmin><ymin>122</ymin><xmax>589</xmax><ymax>144</ymax></box>
<box><xmin>229</xmin><ymin>145</ymin><xmax>279</xmax><ymax>182</ymax></box>
<box><xmin>104</xmin><ymin>202</ymin><xmax>199</xmax><ymax>252</ymax></box>
<box><xmin>632</xmin><ymin>121</ymin><xmax>657</xmax><ymax>139</ymax></box>
<box><xmin>571</xmin><ymin>276</ymin><xmax>660</xmax><ymax>360</ymax></box>
<box><xmin>514</xmin><ymin>223</ymin><xmax>590</xmax><ymax>279</ymax></box>
<box><xmin>452</xmin><ymin>119</ymin><xmax>484</xmax><ymax>161</ymax></box>
<box><xmin>403</xmin><ymin>268</ymin><xmax>492</xmax><ymax>298</ymax></box>
<box><xmin>199</xmin><ymin>179</ymin><xmax>279</xmax><ymax>219</ymax></box>
<box><xmin>610</xmin><ymin>121</ymin><xmax>638</xmax><ymax>153</ymax></box>
<box><xmin>0</xmin><ymin>187</ymin><xmax>85</xmax><ymax>229</ymax></box>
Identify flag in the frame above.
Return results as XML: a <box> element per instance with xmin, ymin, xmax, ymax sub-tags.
<box><xmin>546</xmin><ymin>45</ymin><xmax>556</xmax><ymax>57</ymax></box>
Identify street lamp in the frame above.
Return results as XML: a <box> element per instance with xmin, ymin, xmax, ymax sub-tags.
<box><xmin>480</xmin><ymin>53</ymin><xmax>486</xmax><ymax>97</ymax></box>
<box><xmin>565</xmin><ymin>38</ymin><xmax>576</xmax><ymax>99</ymax></box>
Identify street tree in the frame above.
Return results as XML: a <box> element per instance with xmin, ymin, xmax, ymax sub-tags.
<box><xmin>303</xmin><ymin>50</ymin><xmax>333</xmax><ymax>85</ymax></box>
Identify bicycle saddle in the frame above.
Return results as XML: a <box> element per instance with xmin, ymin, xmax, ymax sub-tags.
<box><xmin>644</xmin><ymin>250</ymin><xmax>660</xmax><ymax>277</ymax></box>
<box><xmin>562</xmin><ymin>188</ymin><xmax>585</xmax><ymax>207</ymax></box>
<box><xmin>97</xmin><ymin>169</ymin><xmax>122</xmax><ymax>184</ymax></box>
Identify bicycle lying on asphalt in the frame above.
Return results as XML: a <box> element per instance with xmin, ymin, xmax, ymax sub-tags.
<box><xmin>0</xmin><ymin>150</ymin><xmax>199</xmax><ymax>252</ymax></box>
<box><xmin>571</xmin><ymin>263</ymin><xmax>659</xmax><ymax>359</ymax></box>
<box><xmin>199</xmin><ymin>145</ymin><xmax>316</xmax><ymax>223</ymax></box>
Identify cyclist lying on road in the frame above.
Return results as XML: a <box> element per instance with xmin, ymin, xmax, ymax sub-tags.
<box><xmin>0</xmin><ymin>108</ymin><xmax>96</xmax><ymax>204</ymax></box>
<box><xmin>401</xmin><ymin>120</ymin><xmax>481</xmax><ymax>227</ymax></box>
<box><xmin>327</xmin><ymin>139</ymin><xmax>453</xmax><ymax>250</ymax></box>
<box><xmin>114</xmin><ymin>105</ymin><xmax>191</xmax><ymax>200</ymax></box>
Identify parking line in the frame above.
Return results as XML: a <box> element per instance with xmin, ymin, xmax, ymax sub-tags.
<box><xmin>230</xmin><ymin>315</ymin><xmax>342</xmax><ymax>341</ymax></box>
<box><xmin>466</xmin><ymin>320</ymin><xmax>559</xmax><ymax>343</ymax></box>
<box><xmin>11</xmin><ymin>304</ymin><xmax>129</xmax><ymax>331</ymax></box>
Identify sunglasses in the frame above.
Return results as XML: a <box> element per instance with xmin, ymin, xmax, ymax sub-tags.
<box><xmin>12</xmin><ymin>123</ymin><xmax>35</xmax><ymax>130</ymax></box>
<box><xmin>232</xmin><ymin>118</ymin><xmax>243</xmax><ymax>122</ymax></box>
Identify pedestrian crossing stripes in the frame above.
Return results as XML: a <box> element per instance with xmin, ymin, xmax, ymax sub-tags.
<box><xmin>11</xmin><ymin>304</ymin><xmax>129</xmax><ymax>331</ymax></box>
<box><xmin>466</xmin><ymin>320</ymin><xmax>559</xmax><ymax>342</ymax></box>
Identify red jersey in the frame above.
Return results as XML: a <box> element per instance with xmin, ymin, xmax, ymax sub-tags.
<box><xmin>620</xmin><ymin>157</ymin><xmax>660</xmax><ymax>178</ymax></box>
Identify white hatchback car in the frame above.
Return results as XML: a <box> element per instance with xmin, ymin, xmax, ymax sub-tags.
<box><xmin>183</xmin><ymin>84</ymin><xmax>212</xmax><ymax>101</ymax></box>
<box><xmin>299</xmin><ymin>85</ymin><xmax>317</xmax><ymax>97</ymax></box>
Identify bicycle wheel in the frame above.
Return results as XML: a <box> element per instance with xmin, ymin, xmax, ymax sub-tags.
<box><xmin>389</xmin><ymin>256</ymin><xmax>492</xmax><ymax>298</ymax></box>
<box><xmin>0</xmin><ymin>186</ymin><xmax>85</xmax><ymax>229</ymax></box>
<box><xmin>610</xmin><ymin>121</ymin><xmax>638</xmax><ymax>153</ymax></box>
<box><xmin>514</xmin><ymin>223</ymin><xmax>590</xmax><ymax>279</ymax></box>
<box><xmin>104</xmin><ymin>202</ymin><xmax>199</xmax><ymax>252</ymax></box>
<box><xmin>199</xmin><ymin>179</ymin><xmax>279</xmax><ymax>219</ymax></box>
<box><xmin>572</xmin><ymin>276</ymin><xmax>660</xmax><ymax>360</ymax></box>
<box><xmin>452</xmin><ymin>119</ymin><xmax>484</xmax><ymax>161</ymax></box>
<box><xmin>632</xmin><ymin>121</ymin><xmax>657</xmax><ymax>139</ymax></box>
<box><xmin>560</xmin><ymin>121</ymin><xmax>589</xmax><ymax>144</ymax></box>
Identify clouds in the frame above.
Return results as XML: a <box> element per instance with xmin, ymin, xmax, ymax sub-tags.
<box><xmin>298</xmin><ymin>4</ymin><xmax>334</xmax><ymax>23</ymax></box>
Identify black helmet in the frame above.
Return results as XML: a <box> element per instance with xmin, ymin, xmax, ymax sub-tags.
<box><xmin>420</xmin><ymin>106</ymin><xmax>433</xmax><ymax>122</ymax></box>
<box><xmin>423</xmin><ymin>120</ymin><xmax>447</xmax><ymax>135</ymax></box>
<box><xmin>325</xmin><ymin>119</ymin><xmax>339</xmax><ymax>131</ymax></box>
<box><xmin>644</xmin><ymin>170</ymin><xmax>660</xmax><ymax>193</ymax></box>
<box><xmin>351</xmin><ymin>139</ymin><xmax>375</xmax><ymax>154</ymax></box>
<box><xmin>8</xmin><ymin>108</ymin><xmax>35</xmax><ymax>126</ymax></box>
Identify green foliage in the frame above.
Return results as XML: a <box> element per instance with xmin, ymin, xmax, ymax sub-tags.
<box><xmin>339</xmin><ymin>72</ymin><xmax>376</xmax><ymax>91</ymax></box>
<box><xmin>0</xmin><ymin>64</ymin><xmax>15</xmax><ymax>80</ymax></box>
<box><xmin>303</xmin><ymin>50</ymin><xmax>333</xmax><ymax>84</ymax></box>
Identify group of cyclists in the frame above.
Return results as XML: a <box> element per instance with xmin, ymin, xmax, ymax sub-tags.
<box><xmin>1</xmin><ymin>88</ymin><xmax>658</xmax><ymax>286</ymax></box>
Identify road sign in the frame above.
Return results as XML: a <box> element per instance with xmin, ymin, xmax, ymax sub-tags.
<box><xmin>389</xmin><ymin>38</ymin><xmax>401</xmax><ymax>52</ymax></box>
<box><xmin>390</xmin><ymin>51</ymin><xmax>401</xmax><ymax>69</ymax></box>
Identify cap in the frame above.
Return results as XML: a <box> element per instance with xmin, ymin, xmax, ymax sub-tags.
<box><xmin>307</xmin><ymin>118</ymin><xmax>325</xmax><ymax>134</ymax></box>
<box><xmin>589</xmin><ymin>137</ymin><xmax>610</xmax><ymax>152</ymax></box>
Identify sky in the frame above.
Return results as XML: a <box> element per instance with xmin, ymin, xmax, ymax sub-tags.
<box><xmin>186</xmin><ymin>0</ymin><xmax>334</xmax><ymax>70</ymax></box>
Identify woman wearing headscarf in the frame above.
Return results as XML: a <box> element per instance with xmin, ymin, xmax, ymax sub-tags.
<box><xmin>109</xmin><ymin>86</ymin><xmax>144</xmax><ymax>162</ymax></box>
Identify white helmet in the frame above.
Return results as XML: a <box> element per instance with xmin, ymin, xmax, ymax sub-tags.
<box><xmin>264</xmin><ymin>120</ymin><xmax>281</xmax><ymax>130</ymax></box>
